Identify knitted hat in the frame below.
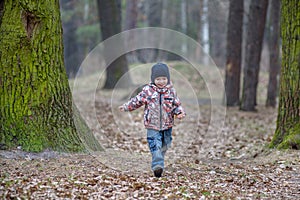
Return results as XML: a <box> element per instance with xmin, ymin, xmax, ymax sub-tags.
<box><xmin>151</xmin><ymin>63</ymin><xmax>170</xmax><ymax>84</ymax></box>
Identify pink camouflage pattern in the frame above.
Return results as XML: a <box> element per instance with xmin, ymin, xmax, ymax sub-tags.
<box><xmin>123</xmin><ymin>83</ymin><xmax>185</xmax><ymax>131</ymax></box>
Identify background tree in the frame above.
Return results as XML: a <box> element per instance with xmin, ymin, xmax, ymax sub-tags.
<box><xmin>97</xmin><ymin>0</ymin><xmax>130</xmax><ymax>89</ymax></box>
<box><xmin>266</xmin><ymin>0</ymin><xmax>280</xmax><ymax>107</ymax></box>
<box><xmin>136</xmin><ymin>0</ymin><xmax>163</xmax><ymax>63</ymax></box>
<box><xmin>0</xmin><ymin>0</ymin><xmax>102</xmax><ymax>152</ymax></box>
<box><xmin>60</xmin><ymin>0</ymin><xmax>100</xmax><ymax>78</ymax></box>
<box><xmin>207</xmin><ymin>0</ymin><xmax>228</xmax><ymax>68</ymax></box>
<box><xmin>61</xmin><ymin>0</ymin><xmax>81</xmax><ymax>78</ymax></box>
<box><xmin>124</xmin><ymin>0</ymin><xmax>138</xmax><ymax>63</ymax></box>
<box><xmin>270</xmin><ymin>0</ymin><xmax>300</xmax><ymax>149</ymax></box>
<box><xmin>240</xmin><ymin>0</ymin><xmax>269</xmax><ymax>111</ymax></box>
<box><xmin>224</xmin><ymin>0</ymin><xmax>244</xmax><ymax>106</ymax></box>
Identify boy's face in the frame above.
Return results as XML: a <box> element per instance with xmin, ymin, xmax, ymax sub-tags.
<box><xmin>154</xmin><ymin>76</ymin><xmax>168</xmax><ymax>88</ymax></box>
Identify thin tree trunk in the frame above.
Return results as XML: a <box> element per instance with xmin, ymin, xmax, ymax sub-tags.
<box><xmin>124</xmin><ymin>0</ymin><xmax>138</xmax><ymax>63</ymax></box>
<box><xmin>0</xmin><ymin>0</ymin><xmax>102</xmax><ymax>152</ymax></box>
<box><xmin>240</xmin><ymin>0</ymin><xmax>269</xmax><ymax>111</ymax></box>
<box><xmin>125</xmin><ymin>0</ymin><xmax>138</xmax><ymax>31</ymax></box>
<box><xmin>195</xmin><ymin>0</ymin><xmax>204</xmax><ymax>61</ymax></box>
<box><xmin>207</xmin><ymin>1</ymin><xmax>227</xmax><ymax>68</ymax></box>
<box><xmin>266</xmin><ymin>0</ymin><xmax>280</xmax><ymax>107</ymax></box>
<box><xmin>97</xmin><ymin>0</ymin><xmax>130</xmax><ymax>89</ymax></box>
<box><xmin>136</xmin><ymin>0</ymin><xmax>162</xmax><ymax>63</ymax></box>
<box><xmin>225</xmin><ymin>0</ymin><xmax>244</xmax><ymax>106</ymax></box>
<box><xmin>270</xmin><ymin>0</ymin><xmax>300</xmax><ymax>149</ymax></box>
<box><xmin>181</xmin><ymin>0</ymin><xmax>187</xmax><ymax>54</ymax></box>
<box><xmin>61</xmin><ymin>0</ymin><xmax>81</xmax><ymax>79</ymax></box>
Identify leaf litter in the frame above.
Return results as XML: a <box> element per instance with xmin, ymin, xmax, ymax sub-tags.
<box><xmin>1</xmin><ymin>67</ymin><xmax>300</xmax><ymax>199</ymax></box>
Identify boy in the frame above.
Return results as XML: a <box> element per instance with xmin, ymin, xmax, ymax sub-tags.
<box><xmin>119</xmin><ymin>63</ymin><xmax>185</xmax><ymax>177</ymax></box>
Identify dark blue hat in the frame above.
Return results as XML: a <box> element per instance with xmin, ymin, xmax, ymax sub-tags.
<box><xmin>151</xmin><ymin>63</ymin><xmax>170</xmax><ymax>84</ymax></box>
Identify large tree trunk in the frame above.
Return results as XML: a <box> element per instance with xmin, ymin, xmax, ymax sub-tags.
<box><xmin>270</xmin><ymin>0</ymin><xmax>300</xmax><ymax>149</ymax></box>
<box><xmin>0</xmin><ymin>0</ymin><xmax>102</xmax><ymax>152</ymax></box>
<box><xmin>97</xmin><ymin>0</ymin><xmax>130</xmax><ymax>89</ymax></box>
<box><xmin>225</xmin><ymin>0</ymin><xmax>244</xmax><ymax>106</ymax></box>
<box><xmin>266</xmin><ymin>0</ymin><xmax>280</xmax><ymax>107</ymax></box>
<box><xmin>240</xmin><ymin>0</ymin><xmax>269</xmax><ymax>111</ymax></box>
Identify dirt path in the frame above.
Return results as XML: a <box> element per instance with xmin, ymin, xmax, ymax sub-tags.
<box><xmin>1</xmin><ymin>87</ymin><xmax>300</xmax><ymax>199</ymax></box>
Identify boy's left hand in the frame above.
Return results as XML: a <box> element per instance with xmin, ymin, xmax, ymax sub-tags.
<box><xmin>176</xmin><ymin>113</ymin><xmax>185</xmax><ymax>120</ymax></box>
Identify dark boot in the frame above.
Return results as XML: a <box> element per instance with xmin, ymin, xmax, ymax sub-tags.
<box><xmin>154</xmin><ymin>168</ymin><xmax>163</xmax><ymax>178</ymax></box>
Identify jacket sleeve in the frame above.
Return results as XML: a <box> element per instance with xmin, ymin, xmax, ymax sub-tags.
<box><xmin>123</xmin><ymin>86</ymin><xmax>148</xmax><ymax>111</ymax></box>
<box><xmin>172</xmin><ymin>88</ymin><xmax>185</xmax><ymax>115</ymax></box>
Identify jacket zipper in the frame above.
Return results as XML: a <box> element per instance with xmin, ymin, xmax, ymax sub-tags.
<box><xmin>159</xmin><ymin>93</ymin><xmax>162</xmax><ymax>130</ymax></box>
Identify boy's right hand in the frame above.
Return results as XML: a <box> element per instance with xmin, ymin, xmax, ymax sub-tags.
<box><xmin>119</xmin><ymin>105</ymin><xmax>125</xmax><ymax>112</ymax></box>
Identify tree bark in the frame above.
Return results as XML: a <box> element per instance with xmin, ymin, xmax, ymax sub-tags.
<box><xmin>0</xmin><ymin>0</ymin><xmax>4</xmax><ymax>25</ymax></box>
<box><xmin>240</xmin><ymin>0</ymin><xmax>269</xmax><ymax>111</ymax></box>
<box><xmin>124</xmin><ymin>0</ymin><xmax>138</xmax><ymax>63</ymax></box>
<box><xmin>0</xmin><ymin>0</ymin><xmax>102</xmax><ymax>152</ymax></box>
<box><xmin>266</xmin><ymin>0</ymin><xmax>280</xmax><ymax>107</ymax></box>
<box><xmin>125</xmin><ymin>0</ymin><xmax>138</xmax><ymax>31</ymax></box>
<box><xmin>97</xmin><ymin>0</ymin><xmax>130</xmax><ymax>89</ymax></box>
<box><xmin>207</xmin><ymin>1</ymin><xmax>228</xmax><ymax>68</ymax></box>
<box><xmin>61</xmin><ymin>0</ymin><xmax>81</xmax><ymax>79</ymax></box>
<box><xmin>225</xmin><ymin>0</ymin><xmax>244</xmax><ymax>106</ymax></box>
<box><xmin>136</xmin><ymin>0</ymin><xmax>162</xmax><ymax>63</ymax></box>
<box><xmin>270</xmin><ymin>0</ymin><xmax>300</xmax><ymax>149</ymax></box>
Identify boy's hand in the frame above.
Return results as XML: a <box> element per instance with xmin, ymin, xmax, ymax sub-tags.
<box><xmin>119</xmin><ymin>105</ymin><xmax>125</xmax><ymax>112</ymax></box>
<box><xmin>176</xmin><ymin>113</ymin><xmax>185</xmax><ymax>119</ymax></box>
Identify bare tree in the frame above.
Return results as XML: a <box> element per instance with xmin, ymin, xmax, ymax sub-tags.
<box><xmin>207</xmin><ymin>0</ymin><xmax>228</xmax><ymax>68</ymax></box>
<box><xmin>124</xmin><ymin>0</ymin><xmax>138</xmax><ymax>63</ymax></box>
<box><xmin>97</xmin><ymin>0</ymin><xmax>131</xmax><ymax>89</ymax></box>
<box><xmin>136</xmin><ymin>0</ymin><xmax>163</xmax><ymax>63</ymax></box>
<box><xmin>61</xmin><ymin>0</ymin><xmax>81</xmax><ymax>78</ymax></box>
<box><xmin>224</xmin><ymin>0</ymin><xmax>244</xmax><ymax>106</ymax></box>
<box><xmin>125</xmin><ymin>0</ymin><xmax>138</xmax><ymax>31</ymax></box>
<box><xmin>240</xmin><ymin>0</ymin><xmax>269</xmax><ymax>111</ymax></box>
<box><xmin>266</xmin><ymin>0</ymin><xmax>280</xmax><ymax>107</ymax></box>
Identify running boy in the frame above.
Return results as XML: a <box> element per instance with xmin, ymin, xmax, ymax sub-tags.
<box><xmin>119</xmin><ymin>63</ymin><xmax>185</xmax><ymax>177</ymax></box>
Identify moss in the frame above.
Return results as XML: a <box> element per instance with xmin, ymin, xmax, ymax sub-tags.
<box><xmin>270</xmin><ymin>0</ymin><xmax>300</xmax><ymax>150</ymax></box>
<box><xmin>277</xmin><ymin>124</ymin><xmax>300</xmax><ymax>150</ymax></box>
<box><xmin>0</xmin><ymin>0</ymin><xmax>102</xmax><ymax>153</ymax></box>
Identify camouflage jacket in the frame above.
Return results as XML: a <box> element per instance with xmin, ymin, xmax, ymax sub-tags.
<box><xmin>123</xmin><ymin>83</ymin><xmax>185</xmax><ymax>131</ymax></box>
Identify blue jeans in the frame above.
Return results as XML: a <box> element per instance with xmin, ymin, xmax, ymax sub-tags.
<box><xmin>147</xmin><ymin>128</ymin><xmax>172</xmax><ymax>171</ymax></box>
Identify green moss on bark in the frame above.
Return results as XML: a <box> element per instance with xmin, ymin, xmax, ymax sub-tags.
<box><xmin>270</xmin><ymin>0</ymin><xmax>300</xmax><ymax>150</ymax></box>
<box><xmin>0</xmin><ymin>0</ymin><xmax>102</xmax><ymax>152</ymax></box>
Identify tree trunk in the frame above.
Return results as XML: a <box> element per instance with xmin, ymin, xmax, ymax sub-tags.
<box><xmin>125</xmin><ymin>0</ymin><xmax>138</xmax><ymax>31</ymax></box>
<box><xmin>124</xmin><ymin>0</ymin><xmax>138</xmax><ymax>63</ymax></box>
<box><xmin>225</xmin><ymin>0</ymin><xmax>244</xmax><ymax>106</ymax></box>
<box><xmin>181</xmin><ymin>0</ymin><xmax>187</xmax><ymax>54</ymax></box>
<box><xmin>0</xmin><ymin>0</ymin><xmax>4</xmax><ymax>25</ymax></box>
<box><xmin>61</xmin><ymin>0</ymin><xmax>81</xmax><ymax>79</ymax></box>
<box><xmin>208</xmin><ymin>1</ymin><xmax>228</xmax><ymax>68</ymax></box>
<box><xmin>240</xmin><ymin>0</ymin><xmax>269</xmax><ymax>111</ymax></box>
<box><xmin>195</xmin><ymin>0</ymin><xmax>204</xmax><ymax>61</ymax></box>
<box><xmin>266</xmin><ymin>0</ymin><xmax>280</xmax><ymax>107</ymax></box>
<box><xmin>0</xmin><ymin>0</ymin><xmax>102</xmax><ymax>152</ymax></box>
<box><xmin>97</xmin><ymin>0</ymin><xmax>130</xmax><ymax>89</ymax></box>
<box><xmin>136</xmin><ymin>0</ymin><xmax>162</xmax><ymax>63</ymax></box>
<box><xmin>270</xmin><ymin>0</ymin><xmax>300</xmax><ymax>149</ymax></box>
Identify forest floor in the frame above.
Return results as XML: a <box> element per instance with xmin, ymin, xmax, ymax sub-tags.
<box><xmin>1</xmin><ymin>63</ymin><xmax>300</xmax><ymax>199</ymax></box>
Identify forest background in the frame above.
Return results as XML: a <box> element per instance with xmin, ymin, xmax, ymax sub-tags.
<box><xmin>0</xmin><ymin>0</ymin><xmax>299</xmax><ymax>199</ymax></box>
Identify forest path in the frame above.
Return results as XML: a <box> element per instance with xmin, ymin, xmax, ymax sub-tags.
<box><xmin>1</xmin><ymin>93</ymin><xmax>300</xmax><ymax>199</ymax></box>
<box><xmin>78</xmin><ymin>89</ymin><xmax>299</xmax><ymax>174</ymax></box>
